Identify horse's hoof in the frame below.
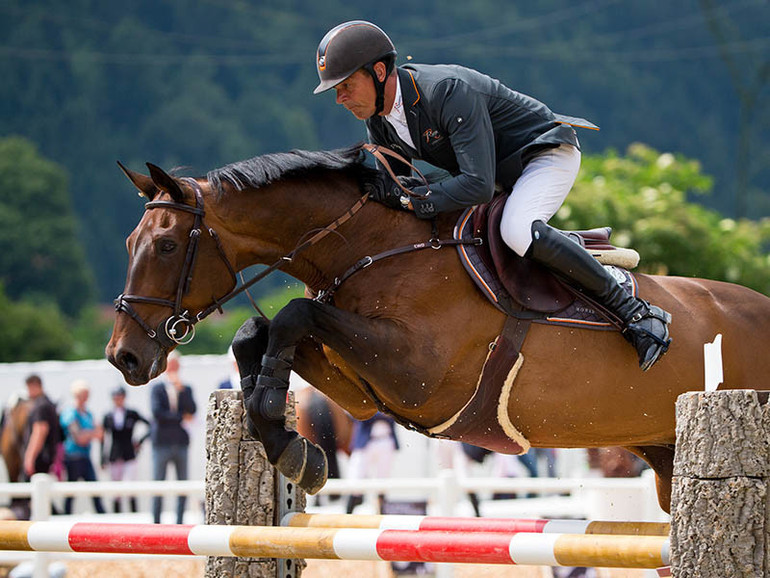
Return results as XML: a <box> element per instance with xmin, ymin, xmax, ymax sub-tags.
<box><xmin>276</xmin><ymin>437</ymin><xmax>328</xmax><ymax>495</ymax></box>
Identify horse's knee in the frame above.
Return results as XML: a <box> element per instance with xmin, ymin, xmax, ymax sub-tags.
<box><xmin>269</xmin><ymin>298</ymin><xmax>317</xmax><ymax>348</ymax></box>
<box><xmin>232</xmin><ymin>316</ymin><xmax>271</xmax><ymax>381</ymax></box>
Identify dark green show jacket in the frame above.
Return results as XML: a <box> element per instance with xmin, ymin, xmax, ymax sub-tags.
<box><xmin>366</xmin><ymin>64</ymin><xmax>597</xmax><ymax>219</ymax></box>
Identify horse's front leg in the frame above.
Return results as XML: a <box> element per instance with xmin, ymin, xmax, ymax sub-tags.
<box><xmin>233</xmin><ymin>298</ymin><xmax>415</xmax><ymax>494</ymax></box>
<box><xmin>230</xmin><ymin>315</ymin><xmax>327</xmax><ymax>494</ymax></box>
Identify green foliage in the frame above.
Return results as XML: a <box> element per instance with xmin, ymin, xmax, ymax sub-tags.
<box><xmin>0</xmin><ymin>136</ymin><xmax>95</xmax><ymax>316</ymax></box>
<box><xmin>551</xmin><ymin>143</ymin><xmax>770</xmax><ymax>295</ymax></box>
<box><xmin>70</xmin><ymin>306</ymin><xmax>116</xmax><ymax>360</ymax></box>
<box><xmin>0</xmin><ymin>284</ymin><xmax>72</xmax><ymax>362</ymax></box>
<box><xmin>2</xmin><ymin>2</ymin><xmax>770</xmax><ymax>357</ymax></box>
<box><xmin>2</xmin><ymin>2</ymin><xmax>769</xmax><ymax>299</ymax></box>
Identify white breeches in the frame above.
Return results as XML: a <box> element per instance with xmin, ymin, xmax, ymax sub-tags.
<box><xmin>499</xmin><ymin>143</ymin><xmax>581</xmax><ymax>256</ymax></box>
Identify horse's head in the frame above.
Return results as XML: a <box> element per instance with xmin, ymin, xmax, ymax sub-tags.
<box><xmin>106</xmin><ymin>163</ymin><xmax>238</xmax><ymax>385</ymax></box>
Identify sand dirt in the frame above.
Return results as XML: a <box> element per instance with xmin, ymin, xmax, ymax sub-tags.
<box><xmin>42</xmin><ymin>559</ymin><xmax>651</xmax><ymax>578</ymax></box>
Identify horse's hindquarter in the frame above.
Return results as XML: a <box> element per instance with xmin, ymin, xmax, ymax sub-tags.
<box><xmin>508</xmin><ymin>274</ymin><xmax>770</xmax><ymax>449</ymax></box>
<box><xmin>662</xmin><ymin>276</ymin><xmax>770</xmax><ymax>389</ymax></box>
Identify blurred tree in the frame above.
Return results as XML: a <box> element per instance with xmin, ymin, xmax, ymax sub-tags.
<box><xmin>551</xmin><ymin>143</ymin><xmax>770</xmax><ymax>295</ymax></box>
<box><xmin>699</xmin><ymin>0</ymin><xmax>770</xmax><ymax>219</ymax></box>
<box><xmin>0</xmin><ymin>136</ymin><xmax>96</xmax><ymax>316</ymax></box>
<box><xmin>0</xmin><ymin>284</ymin><xmax>72</xmax><ymax>362</ymax></box>
<box><xmin>180</xmin><ymin>281</ymin><xmax>306</xmax><ymax>355</ymax></box>
<box><xmin>3</xmin><ymin>2</ymin><xmax>769</xmax><ymax>298</ymax></box>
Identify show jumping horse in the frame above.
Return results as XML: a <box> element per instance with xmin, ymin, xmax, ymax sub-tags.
<box><xmin>106</xmin><ymin>145</ymin><xmax>770</xmax><ymax>513</ymax></box>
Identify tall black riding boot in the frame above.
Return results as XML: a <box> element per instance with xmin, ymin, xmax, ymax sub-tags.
<box><xmin>528</xmin><ymin>221</ymin><xmax>672</xmax><ymax>371</ymax></box>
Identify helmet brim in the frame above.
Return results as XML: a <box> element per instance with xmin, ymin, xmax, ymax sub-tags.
<box><xmin>313</xmin><ymin>73</ymin><xmax>350</xmax><ymax>94</ymax></box>
<box><xmin>313</xmin><ymin>80</ymin><xmax>335</xmax><ymax>94</ymax></box>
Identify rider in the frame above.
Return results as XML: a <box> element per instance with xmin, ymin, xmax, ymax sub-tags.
<box><xmin>313</xmin><ymin>20</ymin><xmax>671</xmax><ymax>371</ymax></box>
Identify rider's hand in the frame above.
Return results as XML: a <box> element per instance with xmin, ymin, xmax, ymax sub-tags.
<box><xmin>363</xmin><ymin>172</ymin><xmax>411</xmax><ymax>210</ymax></box>
<box><xmin>396</xmin><ymin>175</ymin><xmax>425</xmax><ymax>190</ymax></box>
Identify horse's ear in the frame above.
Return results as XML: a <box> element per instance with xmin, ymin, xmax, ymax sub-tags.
<box><xmin>146</xmin><ymin>162</ymin><xmax>185</xmax><ymax>204</ymax></box>
<box><xmin>117</xmin><ymin>161</ymin><xmax>158</xmax><ymax>200</ymax></box>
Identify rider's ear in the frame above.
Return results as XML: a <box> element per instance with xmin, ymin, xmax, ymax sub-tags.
<box><xmin>117</xmin><ymin>161</ymin><xmax>159</xmax><ymax>200</ymax></box>
<box><xmin>146</xmin><ymin>163</ymin><xmax>186</xmax><ymax>204</ymax></box>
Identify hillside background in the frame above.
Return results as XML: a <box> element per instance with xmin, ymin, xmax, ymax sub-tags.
<box><xmin>1</xmin><ymin>1</ymin><xmax>769</xmax><ymax>358</ymax></box>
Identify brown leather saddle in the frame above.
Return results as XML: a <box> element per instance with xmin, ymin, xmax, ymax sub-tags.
<box><xmin>454</xmin><ymin>193</ymin><xmax>625</xmax><ymax>319</ymax></box>
<box><xmin>424</xmin><ymin>196</ymin><xmax>639</xmax><ymax>455</ymax></box>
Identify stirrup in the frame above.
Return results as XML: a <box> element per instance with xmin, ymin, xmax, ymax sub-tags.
<box><xmin>623</xmin><ymin>304</ymin><xmax>672</xmax><ymax>371</ymax></box>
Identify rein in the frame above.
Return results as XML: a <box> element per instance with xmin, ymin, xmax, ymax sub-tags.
<box><xmin>362</xmin><ymin>143</ymin><xmax>431</xmax><ymax>199</ymax></box>
<box><xmin>114</xmin><ymin>145</ymin><xmax>480</xmax><ymax>347</ymax></box>
<box><xmin>314</xmin><ymin>231</ymin><xmax>481</xmax><ymax>304</ymax></box>
<box><xmin>115</xmin><ymin>178</ymin><xmax>368</xmax><ymax>348</ymax></box>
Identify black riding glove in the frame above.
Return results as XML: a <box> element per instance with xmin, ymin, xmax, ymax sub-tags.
<box><xmin>363</xmin><ymin>173</ymin><xmax>424</xmax><ymax>210</ymax></box>
<box><xmin>362</xmin><ymin>172</ymin><xmax>401</xmax><ymax>209</ymax></box>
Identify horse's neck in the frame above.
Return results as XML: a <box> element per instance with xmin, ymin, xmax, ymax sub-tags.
<box><xmin>207</xmin><ymin>179</ymin><xmax>377</xmax><ymax>287</ymax></box>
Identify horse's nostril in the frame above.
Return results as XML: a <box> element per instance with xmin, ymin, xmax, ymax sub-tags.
<box><xmin>116</xmin><ymin>350</ymin><xmax>139</xmax><ymax>373</ymax></box>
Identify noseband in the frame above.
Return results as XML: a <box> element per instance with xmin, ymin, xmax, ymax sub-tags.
<box><xmin>114</xmin><ymin>177</ymin><xmax>371</xmax><ymax>348</ymax></box>
<box><xmin>114</xmin><ymin>178</ymin><xmax>238</xmax><ymax>347</ymax></box>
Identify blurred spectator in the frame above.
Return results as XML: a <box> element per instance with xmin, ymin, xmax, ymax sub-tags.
<box><xmin>458</xmin><ymin>443</ymin><xmax>492</xmax><ymax>516</ymax></box>
<box><xmin>101</xmin><ymin>386</ymin><xmax>150</xmax><ymax>513</ymax></box>
<box><xmin>150</xmin><ymin>351</ymin><xmax>196</xmax><ymax>524</ymax></box>
<box><xmin>60</xmin><ymin>380</ymin><xmax>105</xmax><ymax>514</ymax></box>
<box><xmin>22</xmin><ymin>374</ymin><xmax>61</xmax><ymax>481</ymax></box>
<box><xmin>345</xmin><ymin>412</ymin><xmax>399</xmax><ymax>514</ymax></box>
<box><xmin>217</xmin><ymin>346</ymin><xmax>238</xmax><ymax>390</ymax></box>
<box><xmin>519</xmin><ymin>447</ymin><xmax>558</xmax><ymax>478</ymax></box>
<box><xmin>490</xmin><ymin>448</ymin><xmax>558</xmax><ymax>500</ymax></box>
<box><xmin>587</xmin><ymin>447</ymin><xmax>647</xmax><ymax>478</ymax></box>
<box><xmin>9</xmin><ymin>374</ymin><xmax>62</xmax><ymax>519</ymax></box>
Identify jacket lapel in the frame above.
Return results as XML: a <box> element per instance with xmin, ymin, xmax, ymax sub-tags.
<box><xmin>398</xmin><ymin>68</ymin><xmax>424</xmax><ymax>158</ymax></box>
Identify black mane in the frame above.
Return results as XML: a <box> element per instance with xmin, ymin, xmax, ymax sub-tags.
<box><xmin>207</xmin><ymin>144</ymin><xmax>375</xmax><ymax>194</ymax></box>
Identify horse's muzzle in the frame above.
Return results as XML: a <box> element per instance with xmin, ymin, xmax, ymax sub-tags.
<box><xmin>106</xmin><ymin>340</ymin><xmax>166</xmax><ymax>386</ymax></box>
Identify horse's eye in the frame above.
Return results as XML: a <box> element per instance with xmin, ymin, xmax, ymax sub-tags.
<box><xmin>158</xmin><ymin>239</ymin><xmax>177</xmax><ymax>254</ymax></box>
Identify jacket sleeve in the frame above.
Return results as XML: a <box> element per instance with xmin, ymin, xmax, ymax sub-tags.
<box><xmin>411</xmin><ymin>78</ymin><xmax>496</xmax><ymax>219</ymax></box>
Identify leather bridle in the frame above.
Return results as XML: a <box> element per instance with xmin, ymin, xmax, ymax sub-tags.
<box><xmin>114</xmin><ymin>177</ymin><xmax>370</xmax><ymax>348</ymax></box>
<box><xmin>114</xmin><ymin>178</ymin><xmax>239</xmax><ymax>347</ymax></box>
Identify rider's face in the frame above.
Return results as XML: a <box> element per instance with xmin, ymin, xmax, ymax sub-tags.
<box><xmin>334</xmin><ymin>69</ymin><xmax>376</xmax><ymax>120</ymax></box>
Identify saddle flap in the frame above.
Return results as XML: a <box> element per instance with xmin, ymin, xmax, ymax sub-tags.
<box><xmin>485</xmin><ymin>196</ymin><xmax>574</xmax><ymax>313</ymax></box>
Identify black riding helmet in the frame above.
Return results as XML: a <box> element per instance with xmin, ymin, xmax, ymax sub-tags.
<box><xmin>314</xmin><ymin>20</ymin><xmax>397</xmax><ymax>117</ymax></box>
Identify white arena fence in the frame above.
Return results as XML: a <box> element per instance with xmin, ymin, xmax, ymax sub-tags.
<box><xmin>1</xmin><ymin>470</ymin><xmax>666</xmax><ymax>578</ymax></box>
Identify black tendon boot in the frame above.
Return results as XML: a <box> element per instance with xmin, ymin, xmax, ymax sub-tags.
<box><xmin>528</xmin><ymin>221</ymin><xmax>671</xmax><ymax>371</ymax></box>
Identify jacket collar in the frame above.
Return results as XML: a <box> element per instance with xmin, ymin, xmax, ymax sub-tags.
<box><xmin>397</xmin><ymin>67</ymin><xmax>423</xmax><ymax>155</ymax></box>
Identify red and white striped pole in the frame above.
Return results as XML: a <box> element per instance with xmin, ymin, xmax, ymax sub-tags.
<box><xmin>0</xmin><ymin>520</ymin><xmax>669</xmax><ymax>569</ymax></box>
<box><xmin>281</xmin><ymin>512</ymin><xmax>670</xmax><ymax>536</ymax></box>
